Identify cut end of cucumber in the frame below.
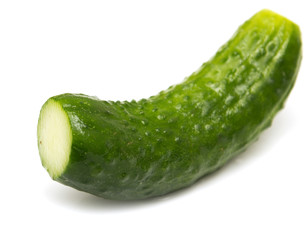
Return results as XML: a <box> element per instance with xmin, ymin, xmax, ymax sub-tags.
<box><xmin>37</xmin><ymin>99</ymin><xmax>72</xmax><ymax>179</ymax></box>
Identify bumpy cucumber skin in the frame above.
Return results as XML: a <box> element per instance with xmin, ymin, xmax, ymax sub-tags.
<box><xmin>43</xmin><ymin>10</ymin><xmax>302</xmax><ymax>200</ymax></box>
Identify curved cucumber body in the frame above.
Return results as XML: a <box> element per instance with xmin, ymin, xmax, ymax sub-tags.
<box><xmin>37</xmin><ymin>10</ymin><xmax>302</xmax><ymax>200</ymax></box>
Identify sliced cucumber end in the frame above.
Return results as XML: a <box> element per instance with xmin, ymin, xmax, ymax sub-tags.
<box><xmin>37</xmin><ymin>99</ymin><xmax>72</xmax><ymax>179</ymax></box>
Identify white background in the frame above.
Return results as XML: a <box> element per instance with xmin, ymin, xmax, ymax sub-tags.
<box><xmin>0</xmin><ymin>0</ymin><xmax>305</xmax><ymax>239</ymax></box>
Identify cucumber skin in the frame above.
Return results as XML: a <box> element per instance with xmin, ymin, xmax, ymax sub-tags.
<box><xmin>42</xmin><ymin>10</ymin><xmax>302</xmax><ymax>200</ymax></box>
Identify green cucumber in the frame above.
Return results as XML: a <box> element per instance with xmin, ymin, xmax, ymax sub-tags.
<box><xmin>37</xmin><ymin>10</ymin><xmax>302</xmax><ymax>200</ymax></box>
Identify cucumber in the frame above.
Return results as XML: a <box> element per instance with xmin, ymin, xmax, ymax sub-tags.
<box><xmin>37</xmin><ymin>10</ymin><xmax>302</xmax><ymax>200</ymax></box>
